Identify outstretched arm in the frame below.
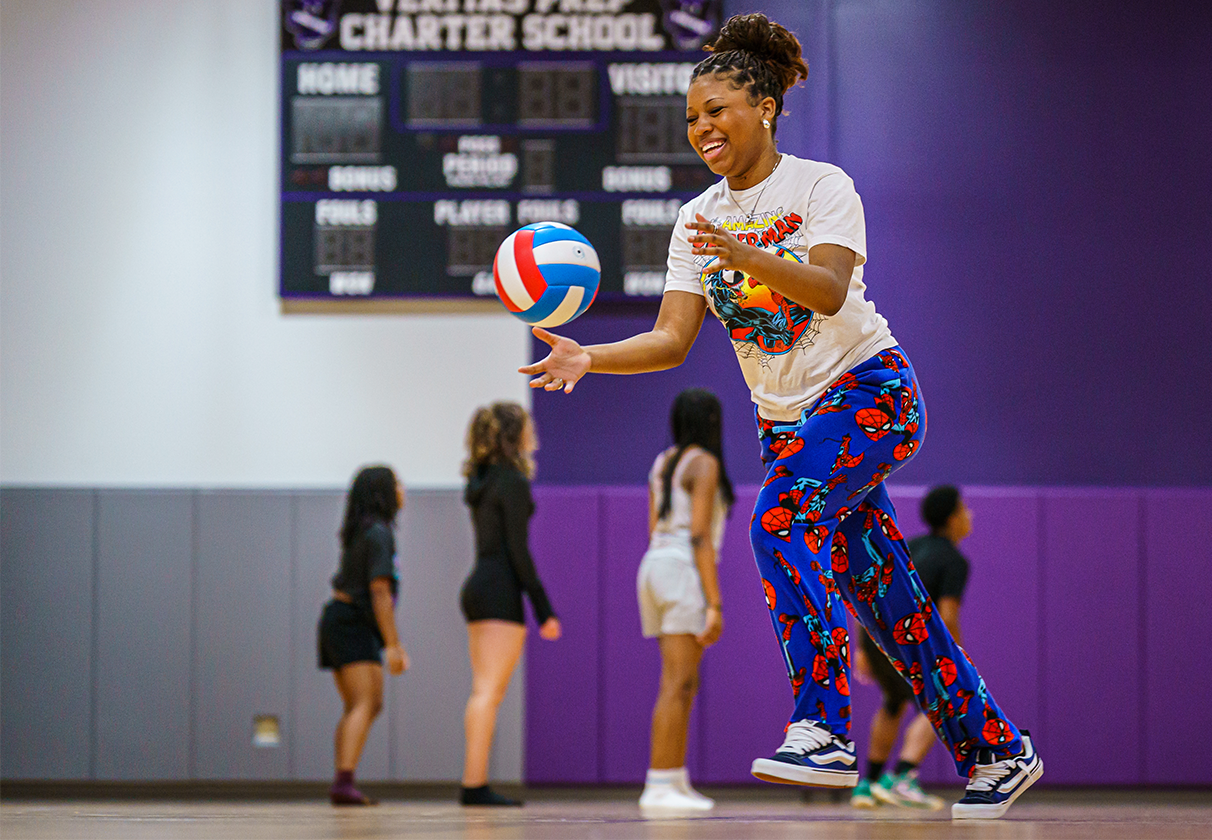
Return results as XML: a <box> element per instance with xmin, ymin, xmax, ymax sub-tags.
<box><xmin>519</xmin><ymin>290</ymin><xmax>707</xmax><ymax>393</ymax></box>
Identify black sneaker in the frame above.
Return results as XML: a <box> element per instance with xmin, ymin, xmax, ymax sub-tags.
<box><xmin>952</xmin><ymin>731</ymin><xmax>1043</xmax><ymax>819</ymax></box>
<box><xmin>750</xmin><ymin>720</ymin><xmax>858</xmax><ymax>788</ymax></box>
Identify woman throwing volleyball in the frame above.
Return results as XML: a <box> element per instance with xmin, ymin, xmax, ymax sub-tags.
<box><xmin>521</xmin><ymin>13</ymin><xmax>1041</xmax><ymax>820</ymax></box>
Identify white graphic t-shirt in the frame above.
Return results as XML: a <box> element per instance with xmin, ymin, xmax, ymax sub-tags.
<box><xmin>664</xmin><ymin>154</ymin><xmax>898</xmax><ymax>422</ymax></box>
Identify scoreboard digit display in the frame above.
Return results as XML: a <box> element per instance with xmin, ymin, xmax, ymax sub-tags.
<box><xmin>279</xmin><ymin>0</ymin><xmax>722</xmax><ymax>304</ymax></box>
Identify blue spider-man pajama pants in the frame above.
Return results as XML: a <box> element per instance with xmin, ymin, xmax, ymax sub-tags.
<box><xmin>751</xmin><ymin>346</ymin><xmax>1024</xmax><ymax>777</ymax></box>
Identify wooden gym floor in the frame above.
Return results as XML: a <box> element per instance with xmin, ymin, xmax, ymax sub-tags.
<box><xmin>2</xmin><ymin>787</ymin><xmax>1209</xmax><ymax>839</ymax></box>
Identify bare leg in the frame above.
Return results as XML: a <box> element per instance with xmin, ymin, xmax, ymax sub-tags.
<box><xmin>462</xmin><ymin>620</ymin><xmax>526</xmax><ymax>787</ymax></box>
<box><xmin>900</xmin><ymin>712</ymin><xmax>937</xmax><ymax>766</ymax></box>
<box><xmin>866</xmin><ymin>703</ymin><xmax>906</xmax><ymax>766</ymax></box>
<box><xmin>649</xmin><ymin>634</ymin><xmax>704</xmax><ymax>770</ymax></box>
<box><xmin>332</xmin><ymin>662</ymin><xmax>384</xmax><ymax>772</ymax></box>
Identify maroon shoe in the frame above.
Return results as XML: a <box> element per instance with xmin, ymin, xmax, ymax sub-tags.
<box><xmin>330</xmin><ymin>782</ymin><xmax>377</xmax><ymax>806</ymax></box>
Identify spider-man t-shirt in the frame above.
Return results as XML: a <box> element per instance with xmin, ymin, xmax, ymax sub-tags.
<box><xmin>906</xmin><ymin>534</ymin><xmax>970</xmax><ymax>602</ymax></box>
<box><xmin>663</xmin><ymin>154</ymin><xmax>897</xmax><ymax>422</ymax></box>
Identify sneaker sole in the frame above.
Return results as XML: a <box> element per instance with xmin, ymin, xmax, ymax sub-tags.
<box><xmin>639</xmin><ymin>802</ymin><xmax>714</xmax><ymax>812</ymax></box>
<box><xmin>750</xmin><ymin>758</ymin><xmax>858</xmax><ymax>788</ymax></box>
<box><xmin>850</xmin><ymin>796</ymin><xmax>878</xmax><ymax>809</ymax></box>
<box><xmin>639</xmin><ymin>790</ymin><xmax>714</xmax><ymax>812</ymax></box>
<box><xmin>876</xmin><ymin>785</ymin><xmax>945</xmax><ymax>810</ymax></box>
<box><xmin>889</xmin><ymin>794</ymin><xmax>945</xmax><ymax>811</ymax></box>
<box><xmin>951</xmin><ymin>755</ymin><xmax>1043</xmax><ymax>820</ymax></box>
<box><xmin>870</xmin><ymin>786</ymin><xmax>898</xmax><ymax>806</ymax></box>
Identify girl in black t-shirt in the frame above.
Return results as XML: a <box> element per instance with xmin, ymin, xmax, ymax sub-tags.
<box><xmin>459</xmin><ymin>402</ymin><xmax>561</xmax><ymax>806</ymax></box>
<box><xmin>318</xmin><ymin>465</ymin><xmax>409</xmax><ymax>805</ymax></box>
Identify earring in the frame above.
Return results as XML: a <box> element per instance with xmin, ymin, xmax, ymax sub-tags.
<box><xmin>762</xmin><ymin>118</ymin><xmax>770</xmax><ymax>128</ymax></box>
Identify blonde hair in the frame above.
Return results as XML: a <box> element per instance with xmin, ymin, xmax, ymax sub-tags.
<box><xmin>463</xmin><ymin>401</ymin><xmax>535</xmax><ymax>479</ymax></box>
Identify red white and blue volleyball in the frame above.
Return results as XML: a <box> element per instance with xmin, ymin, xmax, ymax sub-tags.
<box><xmin>493</xmin><ymin>222</ymin><xmax>600</xmax><ymax>328</ymax></box>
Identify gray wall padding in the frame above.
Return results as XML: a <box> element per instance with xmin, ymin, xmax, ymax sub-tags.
<box><xmin>0</xmin><ymin>487</ymin><xmax>519</xmax><ymax>783</ymax></box>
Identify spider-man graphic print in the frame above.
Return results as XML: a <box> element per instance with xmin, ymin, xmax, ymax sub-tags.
<box><xmin>701</xmin><ymin>247</ymin><xmax>817</xmax><ymax>355</ymax></box>
<box><xmin>751</xmin><ymin>347</ymin><xmax>1024</xmax><ymax>777</ymax></box>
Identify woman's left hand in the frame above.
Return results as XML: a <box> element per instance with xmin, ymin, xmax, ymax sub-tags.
<box><xmin>539</xmin><ymin>617</ymin><xmax>562</xmax><ymax>640</ymax></box>
<box><xmin>687</xmin><ymin>212</ymin><xmax>751</xmax><ymax>273</ymax></box>
<box><xmin>385</xmin><ymin>643</ymin><xmax>409</xmax><ymax>675</ymax></box>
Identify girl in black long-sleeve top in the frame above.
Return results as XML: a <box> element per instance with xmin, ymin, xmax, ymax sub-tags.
<box><xmin>462</xmin><ymin>462</ymin><xmax>554</xmax><ymax>624</ymax></box>
<box><xmin>459</xmin><ymin>402</ymin><xmax>561</xmax><ymax>806</ymax></box>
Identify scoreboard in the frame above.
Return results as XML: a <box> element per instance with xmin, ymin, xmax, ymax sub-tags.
<box><xmin>279</xmin><ymin>0</ymin><xmax>722</xmax><ymax>303</ymax></box>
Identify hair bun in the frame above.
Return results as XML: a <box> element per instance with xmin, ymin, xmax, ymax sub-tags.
<box><xmin>711</xmin><ymin>12</ymin><xmax>777</xmax><ymax>57</ymax></box>
<box><xmin>703</xmin><ymin>12</ymin><xmax>808</xmax><ymax>101</ymax></box>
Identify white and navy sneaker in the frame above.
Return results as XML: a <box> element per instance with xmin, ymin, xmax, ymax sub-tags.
<box><xmin>951</xmin><ymin>730</ymin><xmax>1043</xmax><ymax>820</ymax></box>
<box><xmin>750</xmin><ymin>720</ymin><xmax>858</xmax><ymax>788</ymax></box>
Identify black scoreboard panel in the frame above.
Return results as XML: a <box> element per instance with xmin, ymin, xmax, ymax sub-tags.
<box><xmin>291</xmin><ymin>97</ymin><xmax>383</xmax><ymax>162</ymax></box>
<box><xmin>279</xmin><ymin>0</ymin><xmax>723</xmax><ymax>303</ymax></box>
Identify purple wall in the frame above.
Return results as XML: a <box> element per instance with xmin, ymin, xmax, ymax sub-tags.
<box><xmin>520</xmin><ymin>0</ymin><xmax>1212</xmax><ymax>790</ymax></box>
<box><xmin>524</xmin><ymin>485</ymin><xmax>1212</xmax><ymax>786</ymax></box>
<box><xmin>530</xmin><ymin>0</ymin><xmax>1212</xmax><ymax>487</ymax></box>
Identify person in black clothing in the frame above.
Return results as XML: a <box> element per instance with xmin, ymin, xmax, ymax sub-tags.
<box><xmin>318</xmin><ymin>465</ymin><xmax>410</xmax><ymax>806</ymax></box>
<box><xmin>851</xmin><ymin>485</ymin><xmax>972</xmax><ymax>810</ymax></box>
<box><xmin>459</xmin><ymin>402</ymin><xmax>561</xmax><ymax>806</ymax></box>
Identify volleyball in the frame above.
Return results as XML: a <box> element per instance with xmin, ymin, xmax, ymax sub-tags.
<box><xmin>493</xmin><ymin>222</ymin><xmax>600</xmax><ymax>328</ymax></box>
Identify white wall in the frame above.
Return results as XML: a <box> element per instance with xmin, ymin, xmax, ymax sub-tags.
<box><xmin>0</xmin><ymin>0</ymin><xmax>530</xmax><ymax>488</ymax></box>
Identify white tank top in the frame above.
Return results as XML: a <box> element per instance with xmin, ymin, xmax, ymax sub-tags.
<box><xmin>647</xmin><ymin>445</ymin><xmax>726</xmax><ymax>554</ymax></box>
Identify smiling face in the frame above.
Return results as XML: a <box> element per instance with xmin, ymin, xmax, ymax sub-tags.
<box><xmin>686</xmin><ymin>72</ymin><xmax>778</xmax><ymax>187</ymax></box>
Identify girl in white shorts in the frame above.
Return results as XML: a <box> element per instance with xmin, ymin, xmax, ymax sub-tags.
<box><xmin>636</xmin><ymin>389</ymin><xmax>734</xmax><ymax>811</ymax></box>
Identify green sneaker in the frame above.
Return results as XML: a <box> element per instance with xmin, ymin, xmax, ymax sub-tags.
<box><xmin>850</xmin><ymin>778</ymin><xmax>877</xmax><ymax>808</ymax></box>
<box><xmin>884</xmin><ymin>770</ymin><xmax>945</xmax><ymax>810</ymax></box>
<box><xmin>869</xmin><ymin>772</ymin><xmax>898</xmax><ymax>805</ymax></box>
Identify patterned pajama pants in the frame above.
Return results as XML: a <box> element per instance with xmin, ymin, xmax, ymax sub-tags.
<box><xmin>751</xmin><ymin>346</ymin><xmax>1023</xmax><ymax>777</ymax></box>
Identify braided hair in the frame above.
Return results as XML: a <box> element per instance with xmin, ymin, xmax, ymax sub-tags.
<box><xmin>463</xmin><ymin>401</ymin><xmax>536</xmax><ymax>479</ymax></box>
<box><xmin>691</xmin><ymin>13</ymin><xmax>809</xmax><ymax>135</ymax></box>
<box><xmin>657</xmin><ymin>389</ymin><xmax>736</xmax><ymax>521</ymax></box>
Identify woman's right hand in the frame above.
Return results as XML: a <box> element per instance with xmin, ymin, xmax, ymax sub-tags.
<box><xmin>385</xmin><ymin>643</ymin><xmax>409</xmax><ymax>675</ymax></box>
<box><xmin>696</xmin><ymin>606</ymin><xmax>723</xmax><ymax>648</ymax></box>
<box><xmin>538</xmin><ymin>617</ymin><xmax>562</xmax><ymax>640</ymax></box>
<box><xmin>518</xmin><ymin>328</ymin><xmax>591</xmax><ymax>393</ymax></box>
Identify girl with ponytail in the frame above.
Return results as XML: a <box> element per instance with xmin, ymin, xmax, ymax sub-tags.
<box><xmin>522</xmin><ymin>12</ymin><xmax>1040</xmax><ymax>820</ymax></box>
<box><xmin>636</xmin><ymin>389</ymin><xmax>734</xmax><ymax>811</ymax></box>
<box><xmin>458</xmin><ymin>402</ymin><xmax>560</xmax><ymax>806</ymax></box>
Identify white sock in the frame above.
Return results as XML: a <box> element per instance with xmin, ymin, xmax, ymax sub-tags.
<box><xmin>645</xmin><ymin>768</ymin><xmax>679</xmax><ymax>789</ymax></box>
<box><xmin>675</xmin><ymin>767</ymin><xmax>711</xmax><ymax>799</ymax></box>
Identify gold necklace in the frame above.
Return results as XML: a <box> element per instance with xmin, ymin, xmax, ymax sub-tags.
<box><xmin>729</xmin><ymin>153</ymin><xmax>782</xmax><ymax>224</ymax></box>
<box><xmin>721</xmin><ymin>154</ymin><xmax>781</xmax><ymax>289</ymax></box>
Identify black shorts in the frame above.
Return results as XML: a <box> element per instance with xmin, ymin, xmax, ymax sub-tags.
<box><xmin>317</xmin><ymin>599</ymin><xmax>383</xmax><ymax>670</ymax></box>
<box><xmin>460</xmin><ymin>560</ymin><xmax>525</xmax><ymax>624</ymax></box>
<box><xmin>861</xmin><ymin>630</ymin><xmax>915</xmax><ymax>714</ymax></box>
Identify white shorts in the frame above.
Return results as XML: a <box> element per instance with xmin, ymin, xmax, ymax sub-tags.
<box><xmin>637</xmin><ymin>543</ymin><xmax>706</xmax><ymax>638</ymax></box>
